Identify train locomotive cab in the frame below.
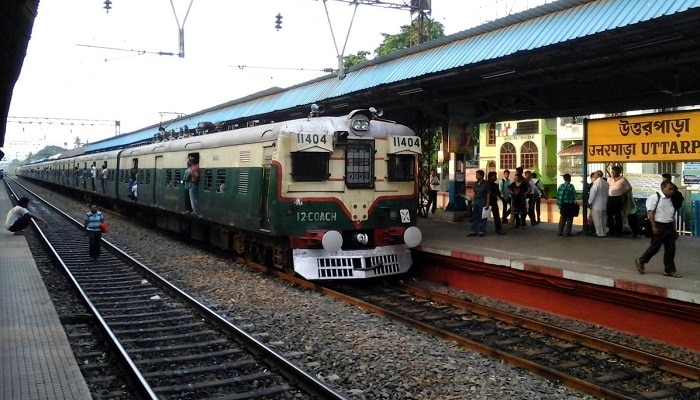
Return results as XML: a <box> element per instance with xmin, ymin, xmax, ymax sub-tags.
<box><xmin>273</xmin><ymin>107</ymin><xmax>423</xmax><ymax>280</ymax></box>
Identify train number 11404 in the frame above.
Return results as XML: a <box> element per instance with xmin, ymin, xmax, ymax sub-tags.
<box><xmin>391</xmin><ymin>136</ymin><xmax>420</xmax><ymax>147</ymax></box>
<box><xmin>297</xmin><ymin>133</ymin><xmax>327</xmax><ymax>145</ymax></box>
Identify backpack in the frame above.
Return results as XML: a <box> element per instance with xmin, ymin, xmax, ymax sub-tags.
<box><xmin>671</xmin><ymin>188</ymin><xmax>684</xmax><ymax>211</ymax></box>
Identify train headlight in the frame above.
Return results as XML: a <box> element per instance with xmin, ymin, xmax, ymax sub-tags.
<box><xmin>351</xmin><ymin>118</ymin><xmax>370</xmax><ymax>131</ymax></box>
<box><xmin>403</xmin><ymin>226</ymin><xmax>422</xmax><ymax>248</ymax></box>
<box><xmin>354</xmin><ymin>233</ymin><xmax>369</xmax><ymax>245</ymax></box>
<box><xmin>322</xmin><ymin>230</ymin><xmax>343</xmax><ymax>253</ymax></box>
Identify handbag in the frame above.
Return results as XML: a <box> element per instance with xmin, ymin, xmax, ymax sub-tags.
<box><xmin>481</xmin><ymin>206</ymin><xmax>491</xmax><ymax>219</ymax></box>
<box><xmin>99</xmin><ymin>221</ymin><xmax>110</xmax><ymax>233</ymax></box>
<box><xmin>561</xmin><ymin>202</ymin><xmax>580</xmax><ymax>217</ymax></box>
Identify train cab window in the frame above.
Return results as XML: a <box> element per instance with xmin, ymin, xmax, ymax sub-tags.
<box><xmin>345</xmin><ymin>143</ymin><xmax>374</xmax><ymax>188</ymax></box>
<box><xmin>215</xmin><ymin>169</ymin><xmax>226</xmax><ymax>193</ymax></box>
<box><xmin>387</xmin><ymin>154</ymin><xmax>415</xmax><ymax>181</ymax></box>
<box><xmin>291</xmin><ymin>152</ymin><xmax>329</xmax><ymax>182</ymax></box>
<box><xmin>203</xmin><ymin>169</ymin><xmax>213</xmax><ymax>191</ymax></box>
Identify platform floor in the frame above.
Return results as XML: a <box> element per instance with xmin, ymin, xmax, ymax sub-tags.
<box><xmin>1</xmin><ymin>188</ymin><xmax>92</xmax><ymax>400</ymax></box>
<box><xmin>414</xmin><ymin>211</ymin><xmax>700</xmax><ymax>305</ymax></box>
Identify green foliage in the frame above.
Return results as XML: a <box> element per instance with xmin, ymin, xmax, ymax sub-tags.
<box><xmin>342</xmin><ymin>18</ymin><xmax>445</xmax><ymax>70</ymax></box>
<box><xmin>25</xmin><ymin>145</ymin><xmax>67</xmax><ymax>163</ymax></box>
<box><xmin>343</xmin><ymin>50</ymin><xmax>371</xmax><ymax>70</ymax></box>
<box><xmin>375</xmin><ymin>18</ymin><xmax>445</xmax><ymax>57</ymax></box>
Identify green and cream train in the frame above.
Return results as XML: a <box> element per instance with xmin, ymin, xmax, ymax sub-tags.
<box><xmin>18</xmin><ymin>108</ymin><xmax>423</xmax><ymax>280</ymax></box>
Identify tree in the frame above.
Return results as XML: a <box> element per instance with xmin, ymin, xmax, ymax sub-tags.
<box><xmin>343</xmin><ymin>18</ymin><xmax>445</xmax><ymax>70</ymax></box>
<box><xmin>343</xmin><ymin>50</ymin><xmax>371</xmax><ymax>71</ymax></box>
<box><xmin>375</xmin><ymin>18</ymin><xmax>445</xmax><ymax>57</ymax></box>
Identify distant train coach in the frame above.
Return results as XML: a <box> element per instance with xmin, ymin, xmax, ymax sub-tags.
<box><xmin>18</xmin><ymin>107</ymin><xmax>423</xmax><ymax>280</ymax></box>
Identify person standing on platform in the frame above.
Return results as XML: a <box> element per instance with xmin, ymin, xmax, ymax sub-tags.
<box><xmin>583</xmin><ymin>172</ymin><xmax>597</xmax><ymax>234</ymax></box>
<box><xmin>531</xmin><ymin>172</ymin><xmax>547</xmax><ymax>223</ymax></box>
<box><xmin>468</xmin><ymin>170</ymin><xmax>489</xmax><ymax>237</ymax></box>
<box><xmin>556</xmin><ymin>174</ymin><xmax>576</xmax><ymax>236</ymax></box>
<box><xmin>5</xmin><ymin>197</ymin><xmax>46</xmax><ymax>234</ymax></box>
<box><xmin>508</xmin><ymin>173</ymin><xmax>530</xmax><ymax>230</ymax></box>
<box><xmin>661</xmin><ymin>173</ymin><xmax>685</xmax><ymax>212</ymax></box>
<box><xmin>606</xmin><ymin>165</ymin><xmax>632</xmax><ymax>236</ymax></box>
<box><xmin>524</xmin><ymin>170</ymin><xmax>540</xmax><ymax>226</ymax></box>
<box><xmin>84</xmin><ymin>203</ymin><xmax>104</xmax><ymax>261</ymax></box>
<box><xmin>499</xmin><ymin>169</ymin><xmax>511</xmax><ymax>224</ymax></box>
<box><xmin>588</xmin><ymin>170</ymin><xmax>609</xmax><ymax>238</ymax></box>
<box><xmin>487</xmin><ymin>171</ymin><xmax>506</xmax><ymax>235</ymax></box>
<box><xmin>426</xmin><ymin>169</ymin><xmax>440</xmax><ymax>215</ymax></box>
<box><xmin>635</xmin><ymin>181</ymin><xmax>682</xmax><ymax>278</ymax></box>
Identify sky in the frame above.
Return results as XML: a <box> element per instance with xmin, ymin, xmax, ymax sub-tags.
<box><xmin>4</xmin><ymin>0</ymin><xmax>549</xmax><ymax>160</ymax></box>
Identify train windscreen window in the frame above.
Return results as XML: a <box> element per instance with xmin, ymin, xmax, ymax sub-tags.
<box><xmin>291</xmin><ymin>152</ymin><xmax>329</xmax><ymax>181</ymax></box>
<box><xmin>345</xmin><ymin>143</ymin><xmax>373</xmax><ymax>188</ymax></box>
<box><xmin>387</xmin><ymin>155</ymin><xmax>415</xmax><ymax>181</ymax></box>
<box><xmin>203</xmin><ymin>169</ymin><xmax>213</xmax><ymax>191</ymax></box>
<box><xmin>215</xmin><ymin>169</ymin><xmax>226</xmax><ymax>193</ymax></box>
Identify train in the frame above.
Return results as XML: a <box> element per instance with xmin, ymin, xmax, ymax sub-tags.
<box><xmin>17</xmin><ymin>107</ymin><xmax>423</xmax><ymax>280</ymax></box>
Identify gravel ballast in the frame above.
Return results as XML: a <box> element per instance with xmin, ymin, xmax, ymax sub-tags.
<box><xmin>23</xmin><ymin>181</ymin><xmax>697</xmax><ymax>399</ymax></box>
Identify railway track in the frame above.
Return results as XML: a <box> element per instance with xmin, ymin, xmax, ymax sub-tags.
<box><xmin>6</xmin><ymin>179</ymin><xmax>346</xmax><ymax>400</ymax></box>
<box><xmin>317</xmin><ymin>280</ymin><xmax>700</xmax><ymax>400</ymax></box>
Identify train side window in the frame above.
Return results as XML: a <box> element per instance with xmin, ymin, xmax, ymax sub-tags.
<box><xmin>144</xmin><ymin>170</ymin><xmax>151</xmax><ymax>185</ymax></box>
<box><xmin>291</xmin><ymin>152</ymin><xmax>329</xmax><ymax>182</ymax></box>
<box><xmin>203</xmin><ymin>169</ymin><xmax>213</xmax><ymax>191</ymax></box>
<box><xmin>345</xmin><ymin>143</ymin><xmax>374</xmax><ymax>188</ymax></box>
<box><xmin>215</xmin><ymin>169</ymin><xmax>226</xmax><ymax>193</ymax></box>
<box><xmin>387</xmin><ymin>154</ymin><xmax>415</xmax><ymax>181</ymax></box>
<box><xmin>165</xmin><ymin>169</ymin><xmax>173</xmax><ymax>187</ymax></box>
<box><xmin>138</xmin><ymin>169</ymin><xmax>145</xmax><ymax>185</ymax></box>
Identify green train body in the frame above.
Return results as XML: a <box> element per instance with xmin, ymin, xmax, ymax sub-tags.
<box><xmin>18</xmin><ymin>109</ymin><xmax>423</xmax><ymax>280</ymax></box>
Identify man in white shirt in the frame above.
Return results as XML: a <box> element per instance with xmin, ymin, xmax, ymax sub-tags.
<box><xmin>588</xmin><ymin>170</ymin><xmax>609</xmax><ymax>238</ymax></box>
<box><xmin>635</xmin><ymin>181</ymin><xmax>681</xmax><ymax>278</ymax></box>
<box><xmin>5</xmin><ymin>197</ymin><xmax>46</xmax><ymax>234</ymax></box>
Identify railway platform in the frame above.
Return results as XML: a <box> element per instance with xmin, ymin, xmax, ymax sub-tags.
<box><xmin>414</xmin><ymin>212</ymin><xmax>700</xmax><ymax>305</ymax></box>
<box><xmin>0</xmin><ymin>189</ymin><xmax>92</xmax><ymax>399</ymax></box>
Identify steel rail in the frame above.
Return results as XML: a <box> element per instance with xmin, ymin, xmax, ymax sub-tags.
<box><xmin>5</xmin><ymin>179</ymin><xmax>159</xmax><ymax>399</ymax></box>
<box><xmin>7</xmin><ymin>178</ymin><xmax>348</xmax><ymax>400</ymax></box>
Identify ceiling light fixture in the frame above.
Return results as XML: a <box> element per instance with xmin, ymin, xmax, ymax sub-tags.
<box><xmin>481</xmin><ymin>70</ymin><xmax>516</xmax><ymax>80</ymax></box>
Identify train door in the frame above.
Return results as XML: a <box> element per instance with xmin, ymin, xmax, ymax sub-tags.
<box><xmin>154</xmin><ymin>156</ymin><xmax>163</xmax><ymax>207</ymax></box>
<box><xmin>259</xmin><ymin>145</ymin><xmax>273</xmax><ymax>230</ymax></box>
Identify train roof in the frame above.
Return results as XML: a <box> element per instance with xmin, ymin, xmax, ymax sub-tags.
<box><xmin>105</xmin><ymin>112</ymin><xmax>416</xmax><ymax>157</ymax></box>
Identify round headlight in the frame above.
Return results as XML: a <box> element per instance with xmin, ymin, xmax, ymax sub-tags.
<box><xmin>403</xmin><ymin>226</ymin><xmax>422</xmax><ymax>248</ymax></box>
<box><xmin>322</xmin><ymin>230</ymin><xmax>343</xmax><ymax>253</ymax></box>
<box><xmin>351</xmin><ymin>119</ymin><xmax>370</xmax><ymax>131</ymax></box>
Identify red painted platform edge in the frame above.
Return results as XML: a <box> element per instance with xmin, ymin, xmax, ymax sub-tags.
<box><xmin>414</xmin><ymin>247</ymin><xmax>678</xmax><ymax>301</ymax></box>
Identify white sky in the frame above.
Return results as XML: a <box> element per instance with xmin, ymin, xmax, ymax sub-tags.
<box><xmin>4</xmin><ymin>0</ymin><xmax>548</xmax><ymax>159</ymax></box>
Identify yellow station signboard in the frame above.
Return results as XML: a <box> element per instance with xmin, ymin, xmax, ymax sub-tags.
<box><xmin>585</xmin><ymin>110</ymin><xmax>700</xmax><ymax>162</ymax></box>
